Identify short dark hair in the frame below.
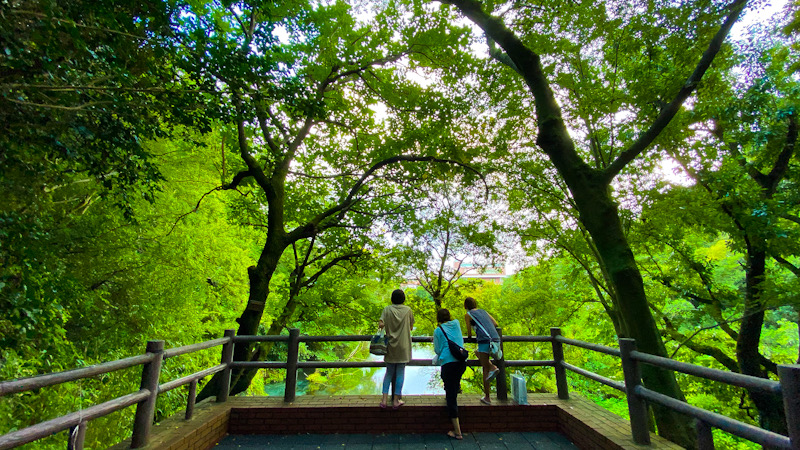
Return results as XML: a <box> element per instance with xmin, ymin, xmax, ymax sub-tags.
<box><xmin>437</xmin><ymin>308</ymin><xmax>451</xmax><ymax>324</ymax></box>
<box><xmin>391</xmin><ymin>289</ymin><xmax>406</xmax><ymax>304</ymax></box>
<box><xmin>464</xmin><ymin>296</ymin><xmax>477</xmax><ymax>310</ymax></box>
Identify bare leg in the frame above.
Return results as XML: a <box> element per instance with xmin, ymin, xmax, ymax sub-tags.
<box><xmin>476</xmin><ymin>351</ymin><xmax>497</xmax><ymax>402</ymax></box>
<box><xmin>450</xmin><ymin>418</ymin><xmax>462</xmax><ymax>438</ymax></box>
<box><xmin>381</xmin><ymin>392</ymin><xmax>388</xmax><ymax>407</ymax></box>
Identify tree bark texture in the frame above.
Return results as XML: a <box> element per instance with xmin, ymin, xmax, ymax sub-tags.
<box><xmin>196</xmin><ymin>237</ymin><xmax>286</xmax><ymax>401</ymax></box>
<box><xmin>737</xmin><ymin>245</ymin><xmax>787</xmax><ymax>435</ymax></box>
<box><xmin>563</xmin><ymin>168</ymin><xmax>695</xmax><ymax>446</ymax></box>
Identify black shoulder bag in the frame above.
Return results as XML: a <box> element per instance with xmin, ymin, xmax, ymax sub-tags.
<box><xmin>438</xmin><ymin>325</ymin><xmax>469</xmax><ymax>361</ymax></box>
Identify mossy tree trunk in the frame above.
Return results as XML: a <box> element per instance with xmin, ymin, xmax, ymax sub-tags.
<box><xmin>441</xmin><ymin>0</ymin><xmax>748</xmax><ymax>446</ymax></box>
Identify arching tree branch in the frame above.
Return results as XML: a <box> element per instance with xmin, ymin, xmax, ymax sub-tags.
<box><xmin>604</xmin><ymin>0</ymin><xmax>748</xmax><ymax>180</ymax></box>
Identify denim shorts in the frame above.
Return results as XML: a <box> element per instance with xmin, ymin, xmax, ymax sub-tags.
<box><xmin>477</xmin><ymin>342</ymin><xmax>490</xmax><ymax>353</ymax></box>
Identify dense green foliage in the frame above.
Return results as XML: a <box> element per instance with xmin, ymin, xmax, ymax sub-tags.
<box><xmin>0</xmin><ymin>130</ymin><xmax>257</xmax><ymax>447</ymax></box>
<box><xmin>1</xmin><ymin>0</ymin><xmax>799</xmax><ymax>448</ymax></box>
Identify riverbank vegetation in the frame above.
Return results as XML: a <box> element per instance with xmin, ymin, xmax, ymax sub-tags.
<box><xmin>1</xmin><ymin>0</ymin><xmax>798</xmax><ymax>448</ymax></box>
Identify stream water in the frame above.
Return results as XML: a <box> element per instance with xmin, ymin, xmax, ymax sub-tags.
<box><xmin>263</xmin><ymin>344</ymin><xmax>445</xmax><ymax>396</ymax></box>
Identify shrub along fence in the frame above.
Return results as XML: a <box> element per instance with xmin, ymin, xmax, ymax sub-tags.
<box><xmin>0</xmin><ymin>327</ymin><xmax>798</xmax><ymax>449</ymax></box>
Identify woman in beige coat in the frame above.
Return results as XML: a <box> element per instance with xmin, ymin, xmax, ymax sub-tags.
<box><xmin>378</xmin><ymin>289</ymin><xmax>414</xmax><ymax>409</ymax></box>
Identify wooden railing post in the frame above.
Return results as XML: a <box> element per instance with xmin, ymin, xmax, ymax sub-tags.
<box><xmin>217</xmin><ymin>329</ymin><xmax>235</xmax><ymax>403</ymax></box>
<box><xmin>550</xmin><ymin>327</ymin><xmax>569</xmax><ymax>400</ymax></box>
<box><xmin>67</xmin><ymin>421</ymin><xmax>86</xmax><ymax>450</ymax></box>
<box><xmin>284</xmin><ymin>328</ymin><xmax>301</xmax><ymax>403</ymax></box>
<box><xmin>495</xmin><ymin>327</ymin><xmax>508</xmax><ymax>401</ymax></box>
<box><xmin>778</xmin><ymin>364</ymin><xmax>800</xmax><ymax>450</ymax></box>
<box><xmin>696</xmin><ymin>420</ymin><xmax>714</xmax><ymax>450</ymax></box>
<box><xmin>185</xmin><ymin>380</ymin><xmax>198</xmax><ymax>420</ymax></box>
<box><xmin>131</xmin><ymin>340</ymin><xmax>164</xmax><ymax>448</ymax></box>
<box><xmin>619</xmin><ymin>338</ymin><xmax>650</xmax><ymax>445</ymax></box>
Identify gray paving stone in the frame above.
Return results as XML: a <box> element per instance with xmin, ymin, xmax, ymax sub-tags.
<box><xmin>371</xmin><ymin>434</ymin><xmax>400</xmax><ymax>450</ymax></box>
<box><xmin>216</xmin><ymin>432</ymin><xmax>578</xmax><ymax>449</ymax></box>
<box><xmin>495</xmin><ymin>432</ymin><xmax>534</xmax><ymax>448</ymax></box>
<box><xmin>520</xmin><ymin>431</ymin><xmax>578</xmax><ymax>449</ymax></box>
<box><xmin>347</xmin><ymin>434</ymin><xmax>377</xmax><ymax>444</ymax></box>
<box><xmin>540</xmin><ymin>431</ymin><xmax>578</xmax><ymax>449</ymax></box>
<box><xmin>397</xmin><ymin>433</ymin><xmax>426</xmax><ymax>446</ymax></box>
<box><xmin>471</xmin><ymin>433</ymin><xmax>508</xmax><ymax>450</ymax></box>
<box><xmin>320</xmin><ymin>444</ymin><xmax>349</xmax><ymax>450</ymax></box>
<box><xmin>422</xmin><ymin>432</ymin><xmax>454</xmax><ymax>449</ymax></box>
<box><xmin>452</xmin><ymin>433</ymin><xmax>481</xmax><ymax>449</ymax></box>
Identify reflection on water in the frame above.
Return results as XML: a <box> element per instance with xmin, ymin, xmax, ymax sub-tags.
<box><xmin>370</xmin><ymin>345</ymin><xmax>443</xmax><ymax>395</ymax></box>
<box><xmin>264</xmin><ymin>344</ymin><xmax>444</xmax><ymax>396</ymax></box>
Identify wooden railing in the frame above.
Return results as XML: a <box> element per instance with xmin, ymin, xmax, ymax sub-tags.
<box><xmin>0</xmin><ymin>330</ymin><xmax>235</xmax><ymax>450</ymax></box>
<box><xmin>552</xmin><ymin>334</ymin><xmax>799</xmax><ymax>449</ymax></box>
<box><xmin>0</xmin><ymin>327</ymin><xmax>798</xmax><ymax>449</ymax></box>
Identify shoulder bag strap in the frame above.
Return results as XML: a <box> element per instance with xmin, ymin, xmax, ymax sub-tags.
<box><xmin>469</xmin><ymin>311</ymin><xmax>500</xmax><ymax>343</ymax></box>
<box><xmin>468</xmin><ymin>311</ymin><xmax>490</xmax><ymax>338</ymax></box>
<box><xmin>438</xmin><ymin>324</ymin><xmax>454</xmax><ymax>344</ymax></box>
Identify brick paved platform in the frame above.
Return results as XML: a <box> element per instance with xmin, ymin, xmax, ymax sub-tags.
<box><xmin>108</xmin><ymin>394</ymin><xmax>682</xmax><ymax>450</ymax></box>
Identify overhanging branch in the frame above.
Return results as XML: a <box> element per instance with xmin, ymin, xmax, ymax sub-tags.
<box><xmin>222</xmin><ymin>169</ymin><xmax>253</xmax><ymax>190</ymax></box>
<box><xmin>604</xmin><ymin>0</ymin><xmax>748</xmax><ymax>181</ymax></box>
<box><xmin>286</xmin><ymin>154</ymin><xmax>485</xmax><ymax>242</ymax></box>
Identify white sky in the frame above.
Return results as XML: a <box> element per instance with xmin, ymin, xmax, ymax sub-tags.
<box><xmin>734</xmin><ymin>0</ymin><xmax>792</xmax><ymax>36</ymax></box>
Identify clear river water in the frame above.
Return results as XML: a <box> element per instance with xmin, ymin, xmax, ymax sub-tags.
<box><xmin>263</xmin><ymin>344</ymin><xmax>447</xmax><ymax>397</ymax></box>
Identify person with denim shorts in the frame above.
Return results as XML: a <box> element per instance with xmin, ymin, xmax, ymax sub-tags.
<box><xmin>464</xmin><ymin>296</ymin><xmax>500</xmax><ymax>405</ymax></box>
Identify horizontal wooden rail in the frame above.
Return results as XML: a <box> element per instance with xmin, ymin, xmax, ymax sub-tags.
<box><xmin>158</xmin><ymin>364</ymin><xmax>227</xmax><ymax>394</ymax></box>
<box><xmin>0</xmin><ymin>354</ymin><xmax>155</xmax><ymax>397</ymax></box>
<box><xmin>231</xmin><ymin>335</ymin><xmax>287</xmax><ymax>343</ymax></box>
<box><xmin>298</xmin><ymin>361</ymin><xmax>387</xmax><ymax>369</ymax></box>
<box><xmin>502</xmin><ymin>336</ymin><xmax>553</xmax><ymax>343</ymax></box>
<box><xmin>162</xmin><ymin>337</ymin><xmax>230</xmax><ymax>359</ymax></box>
<box><xmin>229</xmin><ymin>358</ymin><xmax>499</xmax><ymax>370</ymax></box>
<box><xmin>635</xmin><ymin>386</ymin><xmax>791</xmax><ymax>448</ymax></box>
<box><xmin>504</xmin><ymin>360</ymin><xmax>555</xmax><ymax>367</ymax></box>
<box><xmin>299</xmin><ymin>335</ymin><xmax>371</xmax><ymax>342</ymax></box>
<box><xmin>0</xmin><ymin>389</ymin><xmax>150</xmax><ymax>450</ymax></box>
<box><xmin>561</xmin><ymin>362</ymin><xmax>626</xmax><ymax>392</ymax></box>
<box><xmin>555</xmin><ymin>336</ymin><xmax>621</xmax><ymax>357</ymax></box>
<box><xmin>301</xmin><ymin>336</ymin><xmax>435</xmax><ymax>343</ymax></box>
<box><xmin>629</xmin><ymin>350</ymin><xmax>782</xmax><ymax>395</ymax></box>
<box><xmin>229</xmin><ymin>361</ymin><xmax>288</xmax><ymax>369</ymax></box>
<box><xmin>230</xmin><ymin>334</ymin><xmax>529</xmax><ymax>344</ymax></box>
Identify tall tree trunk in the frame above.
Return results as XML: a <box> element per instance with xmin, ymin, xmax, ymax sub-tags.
<box><xmin>197</xmin><ymin>235</ymin><xmax>286</xmax><ymax>401</ymax></box>
<box><xmin>226</xmin><ymin>274</ymin><xmax>307</xmax><ymax>395</ymax></box>
<box><xmin>566</xmin><ymin>171</ymin><xmax>696</xmax><ymax>447</ymax></box>
<box><xmin>433</xmin><ymin>290</ymin><xmax>444</xmax><ymax>310</ymax></box>
<box><xmin>737</xmin><ymin>245</ymin><xmax>787</xmax><ymax>435</ymax></box>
